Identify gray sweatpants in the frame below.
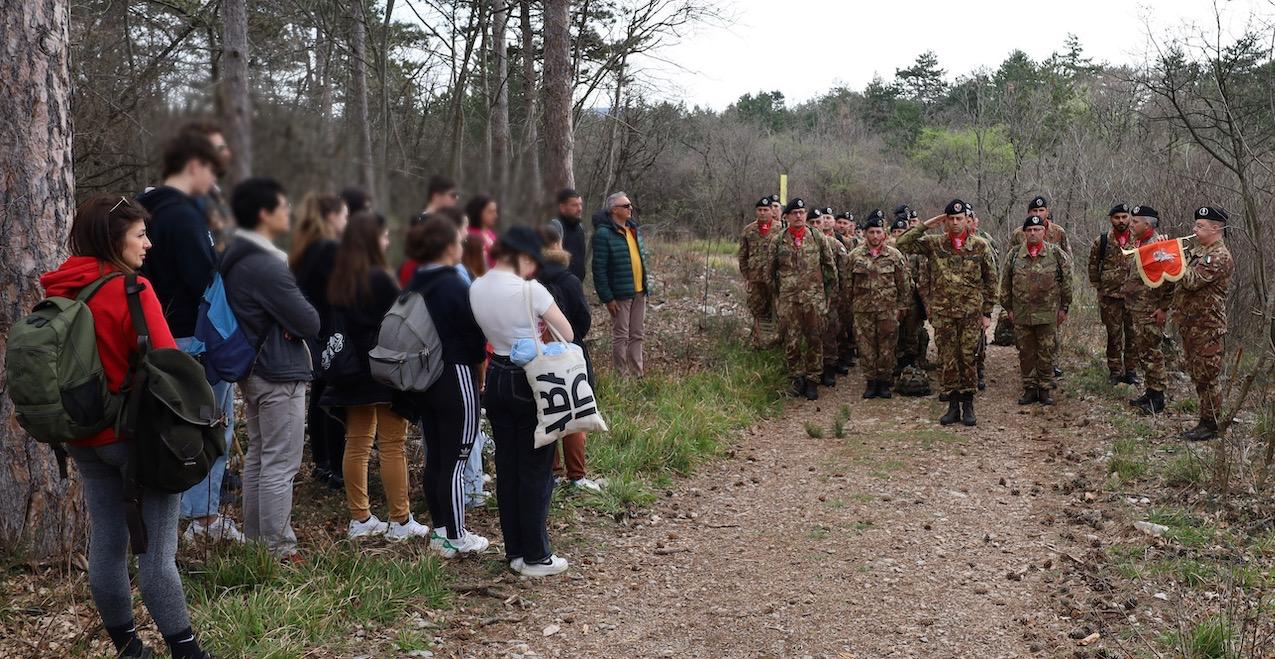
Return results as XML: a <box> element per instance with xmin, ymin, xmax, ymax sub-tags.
<box><xmin>240</xmin><ymin>375</ymin><xmax>306</xmax><ymax>556</ymax></box>
<box><xmin>67</xmin><ymin>441</ymin><xmax>192</xmax><ymax>635</ymax></box>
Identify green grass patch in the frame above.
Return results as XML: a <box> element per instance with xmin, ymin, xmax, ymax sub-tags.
<box><xmin>1110</xmin><ymin>438</ymin><xmax>1149</xmax><ymax>482</ymax></box>
<box><xmin>807</xmin><ymin>525</ymin><xmax>831</xmax><ymax>540</ymax></box>
<box><xmin>1164</xmin><ymin>615</ymin><xmax>1234</xmax><ymax>659</ymax></box>
<box><xmin>804</xmin><ymin>421</ymin><xmax>825</xmax><ymax>439</ymax></box>
<box><xmin>680</xmin><ymin>238</ymin><xmax>740</xmax><ymax>256</ymax></box>
<box><xmin>1148</xmin><ymin>508</ymin><xmax>1218</xmax><ymax>548</ymax></box>
<box><xmin>1107</xmin><ymin>544</ymin><xmax>1146</xmax><ymax>579</ymax></box>
<box><xmin>1163</xmin><ymin>454</ymin><xmax>1207</xmax><ymax>488</ymax></box>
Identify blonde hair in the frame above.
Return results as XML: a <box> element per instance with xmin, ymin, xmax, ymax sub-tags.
<box><xmin>289</xmin><ymin>192</ymin><xmax>345</xmax><ymax>268</ymax></box>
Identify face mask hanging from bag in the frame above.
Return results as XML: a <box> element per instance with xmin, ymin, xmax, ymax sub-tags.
<box><xmin>520</xmin><ymin>282</ymin><xmax>608</xmax><ymax>448</ymax></box>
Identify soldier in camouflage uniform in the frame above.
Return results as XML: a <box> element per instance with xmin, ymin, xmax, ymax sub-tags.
<box><xmin>891</xmin><ymin>215</ymin><xmax>929</xmax><ymax>374</ymax></box>
<box><xmin>739</xmin><ymin>197</ymin><xmax>780</xmax><ymax>347</ymax></box>
<box><xmin>831</xmin><ymin>211</ymin><xmax>858</xmax><ymax>374</ymax></box>
<box><xmin>1000</xmin><ymin>215</ymin><xmax>1073</xmax><ymax>405</ymax></box>
<box><xmin>766</xmin><ymin>198</ymin><xmax>837</xmax><ymax>401</ymax></box>
<box><xmin>1124</xmin><ymin>205</ymin><xmax>1173</xmax><ymax>414</ymax></box>
<box><xmin>1009</xmin><ymin>196</ymin><xmax>1071</xmax><ymax>375</ymax></box>
<box><xmin>897</xmin><ymin>199</ymin><xmax>998</xmax><ymax>426</ymax></box>
<box><xmin>1088</xmin><ymin>204</ymin><xmax>1138</xmax><ymax>385</ymax></box>
<box><xmin>968</xmin><ymin>205</ymin><xmax>999</xmax><ymax>391</ymax></box>
<box><xmin>1172</xmin><ymin>206</ymin><xmax>1234</xmax><ymax>441</ymax></box>
<box><xmin>847</xmin><ymin>215</ymin><xmax>910</xmax><ymax>399</ymax></box>
<box><xmin>815</xmin><ymin>207</ymin><xmax>850</xmax><ymax>384</ymax></box>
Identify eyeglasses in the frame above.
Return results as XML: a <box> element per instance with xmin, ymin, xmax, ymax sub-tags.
<box><xmin>614</xmin><ymin>203</ymin><xmax>634</xmax><ymax>209</ymax></box>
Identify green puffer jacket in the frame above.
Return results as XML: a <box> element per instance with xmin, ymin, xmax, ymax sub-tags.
<box><xmin>590</xmin><ymin>210</ymin><xmax>650</xmax><ymax>303</ymax></box>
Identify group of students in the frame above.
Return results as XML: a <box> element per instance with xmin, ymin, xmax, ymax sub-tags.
<box><xmin>45</xmin><ymin>122</ymin><xmax>623</xmax><ymax>659</ymax></box>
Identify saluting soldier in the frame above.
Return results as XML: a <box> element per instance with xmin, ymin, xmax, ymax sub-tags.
<box><xmin>1124</xmin><ymin>205</ymin><xmax>1173</xmax><ymax>415</ymax></box>
<box><xmin>1172</xmin><ymin>206</ymin><xmax>1234</xmax><ymax>441</ymax></box>
<box><xmin>1000</xmin><ymin>215</ymin><xmax>1073</xmax><ymax>405</ymax></box>
<box><xmin>847</xmin><ymin>215</ymin><xmax>910</xmax><ymax>399</ymax></box>
<box><xmin>1088</xmin><ymin>204</ymin><xmax>1138</xmax><ymax>385</ymax></box>
<box><xmin>897</xmin><ymin>200</ymin><xmax>998</xmax><ymax>426</ymax></box>
<box><xmin>739</xmin><ymin>196</ymin><xmax>780</xmax><ymax>347</ymax></box>
<box><xmin>766</xmin><ymin>198</ymin><xmax>838</xmax><ymax>401</ymax></box>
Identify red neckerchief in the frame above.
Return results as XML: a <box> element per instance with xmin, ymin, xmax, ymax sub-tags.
<box><xmin>869</xmin><ymin>245</ymin><xmax>882</xmax><ymax>257</ymax></box>
<box><xmin>949</xmin><ymin>231</ymin><xmax>966</xmax><ymax>251</ymax></box>
<box><xmin>788</xmin><ymin>225</ymin><xmax>806</xmax><ymax>247</ymax></box>
<box><xmin>758</xmin><ymin>221</ymin><xmax>772</xmax><ymax>238</ymax></box>
<box><xmin>1136</xmin><ymin>229</ymin><xmax>1154</xmax><ymax>247</ymax></box>
<box><xmin>1027</xmin><ymin>242</ymin><xmax>1043</xmax><ymax>258</ymax></box>
<box><xmin>1114</xmin><ymin>229</ymin><xmax>1131</xmax><ymax>248</ymax></box>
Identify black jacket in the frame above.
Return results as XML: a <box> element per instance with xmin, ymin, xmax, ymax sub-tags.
<box><xmin>221</xmin><ymin>233</ymin><xmax>320</xmax><ymax>382</ymax></box>
<box><xmin>539</xmin><ymin>248</ymin><xmax>594</xmax><ymax>385</ymax></box>
<box><xmin>321</xmin><ymin>269</ymin><xmax>400</xmax><ymax>407</ymax></box>
<box><xmin>138</xmin><ymin>186</ymin><xmax>217</xmax><ymax>337</ymax></box>
<box><xmin>558</xmin><ymin>214</ymin><xmax>588</xmax><ymax>281</ymax></box>
<box><xmin>292</xmin><ymin>239</ymin><xmax>339</xmax><ymax>339</ymax></box>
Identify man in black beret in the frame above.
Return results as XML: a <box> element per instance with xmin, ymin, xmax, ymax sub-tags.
<box><xmin>1172</xmin><ymin>205</ymin><xmax>1234</xmax><ymax>440</ymax></box>
<box><xmin>739</xmin><ymin>196</ymin><xmax>780</xmax><ymax>347</ymax></box>
<box><xmin>1088</xmin><ymin>203</ymin><xmax>1138</xmax><ymax>385</ymax></box>
<box><xmin>765</xmin><ymin>198</ymin><xmax>838</xmax><ymax>400</ymax></box>
<box><xmin>1000</xmin><ymin>215</ymin><xmax>1074</xmax><ymax>405</ymax></box>
<box><xmin>892</xmin><ymin>215</ymin><xmax>930</xmax><ymax>376</ymax></box>
<box><xmin>1124</xmin><ymin>205</ymin><xmax>1172</xmax><ymax>414</ymax></box>
<box><xmin>846</xmin><ymin>215</ymin><xmax>910</xmax><ymax>398</ymax></box>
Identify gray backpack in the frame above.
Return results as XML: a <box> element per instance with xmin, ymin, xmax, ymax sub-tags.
<box><xmin>368</xmin><ymin>278</ymin><xmax>447</xmax><ymax>391</ymax></box>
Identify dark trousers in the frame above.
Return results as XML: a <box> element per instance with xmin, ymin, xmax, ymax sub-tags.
<box><xmin>307</xmin><ymin>377</ymin><xmax>346</xmax><ymax>475</ymax></box>
<box><xmin>421</xmin><ymin>364</ymin><xmax>479</xmax><ymax>539</ymax></box>
<box><xmin>485</xmin><ymin>359</ymin><xmax>556</xmax><ymax>563</ymax></box>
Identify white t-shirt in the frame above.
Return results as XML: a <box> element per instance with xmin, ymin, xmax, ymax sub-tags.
<box><xmin>469</xmin><ymin>269</ymin><xmax>554</xmax><ymax>356</ymax></box>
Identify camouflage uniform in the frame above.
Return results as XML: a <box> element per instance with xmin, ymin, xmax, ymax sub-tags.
<box><xmin>974</xmin><ymin>228</ymin><xmax>1001</xmax><ymax>381</ymax></box>
<box><xmin>1123</xmin><ymin>232</ymin><xmax>1174</xmax><ymax>392</ymax></box>
<box><xmin>1172</xmin><ymin>239</ymin><xmax>1233</xmax><ymax>425</ymax></box>
<box><xmin>1088</xmin><ymin>229</ymin><xmax>1136</xmax><ymax>376</ymax></box>
<box><xmin>832</xmin><ymin>233</ymin><xmax>856</xmax><ymax>365</ymax></box>
<box><xmin>820</xmin><ymin>231</ymin><xmax>852</xmax><ymax>371</ymax></box>
<box><xmin>895</xmin><ymin>251</ymin><xmax>929</xmax><ymax>370</ymax></box>
<box><xmin>1009</xmin><ymin>221</ymin><xmax>1071</xmax><ymax>367</ymax></box>
<box><xmin>897</xmin><ymin>226</ymin><xmax>998</xmax><ymax>395</ymax></box>
<box><xmin>739</xmin><ymin>219</ymin><xmax>778</xmax><ymax>343</ymax></box>
<box><xmin>1000</xmin><ymin>242</ymin><xmax>1073</xmax><ymax>391</ymax></box>
<box><xmin>766</xmin><ymin>227</ymin><xmax>837</xmax><ymax>379</ymax></box>
<box><xmin>846</xmin><ymin>244</ymin><xmax>910</xmax><ymax>381</ymax></box>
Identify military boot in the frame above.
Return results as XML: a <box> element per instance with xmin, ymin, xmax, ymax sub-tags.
<box><xmin>847</xmin><ymin>347</ymin><xmax>858</xmax><ymax>367</ymax></box>
<box><xmin>790</xmin><ymin>377</ymin><xmax>807</xmax><ymax>398</ymax></box>
<box><xmin>1129</xmin><ymin>390</ymin><xmax>1151</xmax><ymax>407</ymax></box>
<box><xmin>1038</xmin><ymin>388</ymin><xmax>1055</xmax><ymax>406</ymax></box>
<box><xmin>863</xmin><ymin>380</ymin><xmax>878</xmax><ymax>399</ymax></box>
<box><xmin>939</xmin><ymin>393</ymin><xmax>961</xmax><ymax>426</ymax></box>
<box><xmin>877</xmin><ymin>380</ymin><xmax>893</xmax><ymax>399</ymax></box>
<box><xmin>835</xmin><ymin>356</ymin><xmax>851</xmax><ymax>375</ymax></box>
<box><xmin>1132</xmin><ymin>389</ymin><xmax>1165</xmax><ymax>415</ymax></box>
<box><xmin>960</xmin><ymin>393</ymin><xmax>977</xmax><ymax>426</ymax></box>
<box><xmin>1107</xmin><ymin>372</ymin><xmax>1122</xmax><ymax>386</ymax></box>
<box><xmin>821</xmin><ymin>366</ymin><xmax>837</xmax><ymax>387</ymax></box>
<box><xmin>1121</xmin><ymin>371</ymin><xmax>1141</xmax><ymax>386</ymax></box>
<box><xmin>977</xmin><ymin>365</ymin><xmax>986</xmax><ymax>391</ymax></box>
<box><xmin>1018</xmin><ymin>388</ymin><xmax>1039</xmax><ymax>405</ymax></box>
<box><xmin>1183</xmin><ymin>419</ymin><xmax>1218</xmax><ymax>441</ymax></box>
<box><xmin>804</xmin><ymin>380</ymin><xmax>820</xmax><ymax>401</ymax></box>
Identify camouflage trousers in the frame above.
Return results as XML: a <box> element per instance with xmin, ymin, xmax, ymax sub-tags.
<box><xmin>823</xmin><ymin>309</ymin><xmax>842</xmax><ymax>368</ymax></box>
<box><xmin>1013</xmin><ymin>322</ymin><xmax>1056</xmax><ymax>390</ymax></box>
<box><xmin>778</xmin><ymin>302</ymin><xmax>824</xmax><ymax>379</ymax></box>
<box><xmin>1180</xmin><ymin>327</ymin><xmax>1225</xmax><ymax>422</ymax></box>
<box><xmin>931</xmin><ymin>314</ymin><xmax>981</xmax><ymax>395</ymax></box>
<box><xmin>1098</xmin><ymin>296</ymin><xmax>1135</xmax><ymax>375</ymax></box>
<box><xmin>836</xmin><ymin>305</ymin><xmax>855</xmax><ymax>363</ymax></box>
<box><xmin>855</xmin><ymin>311</ymin><xmax>900</xmax><ymax>381</ymax></box>
<box><xmin>745</xmin><ymin>280</ymin><xmax>776</xmax><ymax>344</ymax></box>
<box><xmin>1130</xmin><ymin>308</ymin><xmax>1167</xmax><ymax>391</ymax></box>
<box><xmin>896</xmin><ymin>297</ymin><xmax>928</xmax><ymax>369</ymax></box>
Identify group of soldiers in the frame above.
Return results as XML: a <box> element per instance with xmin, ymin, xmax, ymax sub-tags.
<box><xmin>738</xmin><ymin>193</ymin><xmax>1235</xmax><ymax>440</ymax></box>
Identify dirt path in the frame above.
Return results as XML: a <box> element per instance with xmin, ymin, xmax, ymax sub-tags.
<box><xmin>451</xmin><ymin>343</ymin><xmax>1097</xmax><ymax>658</ymax></box>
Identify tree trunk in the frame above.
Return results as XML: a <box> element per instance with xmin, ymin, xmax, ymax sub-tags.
<box><xmin>221</xmin><ymin>0</ymin><xmax>252</xmax><ymax>184</ymax></box>
<box><xmin>349</xmin><ymin>0</ymin><xmax>376</xmax><ymax>193</ymax></box>
<box><xmin>478</xmin><ymin>1</ymin><xmax>492</xmax><ymax>189</ymax></box>
<box><xmin>517</xmin><ymin>0</ymin><xmax>540</xmax><ymax>207</ymax></box>
<box><xmin>491</xmin><ymin>0</ymin><xmax>511</xmax><ymax>207</ymax></box>
<box><xmin>313</xmin><ymin>26</ymin><xmax>336</xmax><ymax>188</ymax></box>
<box><xmin>0</xmin><ymin>0</ymin><xmax>85</xmax><ymax>562</ymax></box>
<box><xmin>541</xmin><ymin>0</ymin><xmax>574</xmax><ymax>209</ymax></box>
<box><xmin>446</xmin><ymin>7</ymin><xmax>480</xmax><ymax>183</ymax></box>
<box><xmin>601</xmin><ymin>50</ymin><xmax>627</xmax><ymax>196</ymax></box>
<box><xmin>378</xmin><ymin>0</ymin><xmax>396</xmax><ymax>208</ymax></box>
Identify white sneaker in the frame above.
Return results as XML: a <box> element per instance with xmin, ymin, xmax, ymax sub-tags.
<box><xmin>347</xmin><ymin>515</ymin><xmax>389</xmax><ymax>539</ymax></box>
<box><xmin>386</xmin><ymin>515</ymin><xmax>430</xmax><ymax>542</ymax></box>
<box><xmin>510</xmin><ymin>557</ymin><xmax>526</xmax><ymax>572</ymax></box>
<box><xmin>570</xmin><ymin>477</ymin><xmax>603</xmax><ymax>493</ymax></box>
<box><xmin>183</xmin><ymin>516</ymin><xmax>245</xmax><ymax>543</ymax></box>
<box><xmin>435</xmin><ymin>532</ymin><xmax>491</xmax><ymax>558</ymax></box>
<box><xmin>515</xmin><ymin>554</ymin><xmax>569</xmax><ymax>577</ymax></box>
<box><xmin>430</xmin><ymin>527</ymin><xmax>448</xmax><ymax>551</ymax></box>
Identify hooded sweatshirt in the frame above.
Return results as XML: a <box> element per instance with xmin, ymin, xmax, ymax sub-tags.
<box><xmin>557</xmin><ymin>213</ymin><xmax>588</xmax><ymax>281</ymax></box>
<box><xmin>40</xmin><ymin>256</ymin><xmax>177</xmax><ymax>447</ymax></box>
<box><xmin>137</xmin><ymin>185</ymin><xmax>217</xmax><ymax>337</ymax></box>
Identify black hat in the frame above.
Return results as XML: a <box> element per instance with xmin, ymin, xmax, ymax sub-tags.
<box><xmin>810</xmin><ymin>207</ymin><xmax>823</xmax><ymax>219</ymax></box>
<box><xmin>1028</xmin><ymin>196</ymin><xmax>1049</xmax><ymax>210</ymax></box>
<box><xmin>965</xmin><ymin>203</ymin><xmax>977</xmax><ymax>217</ymax></box>
<box><xmin>499</xmin><ymin>226</ymin><xmax>545</xmax><ymax>265</ymax></box>
<box><xmin>822</xmin><ymin>207</ymin><xmax>834</xmax><ymax>216</ymax></box>
<box><xmin>866</xmin><ymin>209</ymin><xmax>885</xmax><ymax>222</ymax></box>
<box><xmin>1108</xmin><ymin>203</ymin><xmax>1130</xmax><ymax>216</ymax></box>
<box><xmin>865</xmin><ymin>216</ymin><xmax>884</xmax><ymax>229</ymax></box>
<box><xmin>891</xmin><ymin>217</ymin><xmax>910</xmax><ymax>232</ymax></box>
<box><xmin>1194</xmin><ymin>205</ymin><xmax>1229</xmax><ymax>223</ymax></box>
<box><xmin>755</xmin><ymin>197</ymin><xmax>771</xmax><ymax>208</ymax></box>
<box><xmin>835</xmin><ymin>211</ymin><xmax>855</xmax><ymax>221</ymax></box>
<box><xmin>892</xmin><ymin>204</ymin><xmax>911</xmax><ymax>216</ymax></box>
<box><xmin>1131</xmin><ymin>205</ymin><xmax>1159</xmax><ymax>219</ymax></box>
<box><xmin>783</xmin><ymin>198</ymin><xmax>806</xmax><ymax>214</ymax></box>
<box><xmin>769</xmin><ymin>194</ymin><xmax>781</xmax><ymax>204</ymax></box>
<box><xmin>944</xmin><ymin>199</ymin><xmax>968</xmax><ymax>215</ymax></box>
<box><xmin>908</xmin><ymin>209</ymin><xmax>918</xmax><ymax>219</ymax></box>
<box><xmin>1023</xmin><ymin>215</ymin><xmax>1046</xmax><ymax>230</ymax></box>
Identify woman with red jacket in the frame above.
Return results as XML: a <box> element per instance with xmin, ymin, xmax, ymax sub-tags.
<box><xmin>39</xmin><ymin>195</ymin><xmax>211</xmax><ymax>659</ymax></box>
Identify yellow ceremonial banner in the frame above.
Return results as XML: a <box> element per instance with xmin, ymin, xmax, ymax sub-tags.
<box><xmin>779</xmin><ymin>174</ymin><xmax>787</xmax><ymax>205</ymax></box>
<box><xmin>1123</xmin><ymin>238</ymin><xmax>1188</xmax><ymax>288</ymax></box>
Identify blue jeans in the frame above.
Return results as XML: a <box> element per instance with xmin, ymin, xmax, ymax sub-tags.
<box><xmin>463</xmin><ymin>430</ymin><xmax>489</xmax><ymax>507</ymax></box>
<box><xmin>175</xmin><ymin>337</ymin><xmax>234</xmax><ymax>519</ymax></box>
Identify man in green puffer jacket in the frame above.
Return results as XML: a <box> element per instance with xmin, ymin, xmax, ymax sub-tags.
<box><xmin>591</xmin><ymin>192</ymin><xmax>650</xmax><ymax>377</ymax></box>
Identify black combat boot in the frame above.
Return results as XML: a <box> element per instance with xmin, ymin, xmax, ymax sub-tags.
<box><xmin>1038</xmin><ymin>388</ymin><xmax>1055</xmax><ymax>406</ymax></box>
<box><xmin>1133</xmin><ymin>389</ymin><xmax>1165</xmax><ymax>415</ymax></box>
<box><xmin>939</xmin><ymin>393</ymin><xmax>961</xmax><ymax>426</ymax></box>
<box><xmin>1018</xmin><ymin>388</ymin><xmax>1039</xmax><ymax>405</ymax></box>
<box><xmin>1129</xmin><ymin>390</ymin><xmax>1151</xmax><ymax>407</ymax></box>
<box><xmin>877</xmin><ymin>380</ymin><xmax>893</xmax><ymax>399</ymax></box>
<box><xmin>1121</xmin><ymin>371</ymin><xmax>1141</xmax><ymax>386</ymax></box>
<box><xmin>863</xmin><ymin>380</ymin><xmax>878</xmax><ymax>399</ymax></box>
<box><xmin>847</xmin><ymin>347</ymin><xmax>858</xmax><ymax>367</ymax></box>
<box><xmin>790</xmin><ymin>376</ymin><xmax>807</xmax><ymax>398</ymax></box>
<box><xmin>960</xmin><ymin>393</ymin><xmax>977</xmax><ymax>426</ymax></box>
<box><xmin>1108</xmin><ymin>372</ymin><xmax>1122</xmax><ymax>386</ymax></box>
<box><xmin>836</xmin><ymin>357</ymin><xmax>851</xmax><ymax>375</ymax></box>
<box><xmin>1183</xmin><ymin>419</ymin><xmax>1218</xmax><ymax>441</ymax></box>
<box><xmin>821</xmin><ymin>366</ymin><xmax>837</xmax><ymax>387</ymax></box>
<box><xmin>804</xmin><ymin>380</ymin><xmax>820</xmax><ymax>401</ymax></box>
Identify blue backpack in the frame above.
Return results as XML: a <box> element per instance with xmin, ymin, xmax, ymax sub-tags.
<box><xmin>193</xmin><ymin>251</ymin><xmax>268</xmax><ymax>384</ymax></box>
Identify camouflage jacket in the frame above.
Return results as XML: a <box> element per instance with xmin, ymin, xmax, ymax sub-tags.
<box><xmin>897</xmin><ymin>225</ymin><xmax>998</xmax><ymax>318</ymax></box>
<box><xmin>765</xmin><ymin>226</ymin><xmax>837</xmax><ymax>310</ymax></box>
<box><xmin>1172</xmin><ymin>239</ymin><xmax>1233</xmax><ymax>333</ymax></box>
<box><xmin>846</xmin><ymin>244</ymin><xmax>910</xmax><ymax>314</ymax></box>
<box><xmin>1087</xmin><ymin>229</ymin><xmax>1134</xmax><ymax>298</ymax></box>
<box><xmin>999</xmin><ymin>242</ymin><xmax>1074</xmax><ymax>326</ymax></box>
<box><xmin>1010</xmin><ymin>221</ymin><xmax>1071</xmax><ymax>255</ymax></box>
<box><xmin>824</xmin><ymin>232</ymin><xmax>854</xmax><ymax>306</ymax></box>
<box><xmin>738</xmin><ymin>220</ymin><xmax>777</xmax><ymax>284</ymax></box>
<box><xmin>975</xmin><ymin>229</ymin><xmax>1001</xmax><ymax>272</ymax></box>
<box><xmin>1121</xmin><ymin>232</ymin><xmax>1174</xmax><ymax>311</ymax></box>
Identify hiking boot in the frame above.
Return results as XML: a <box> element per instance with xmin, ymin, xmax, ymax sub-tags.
<box><xmin>939</xmin><ymin>394</ymin><xmax>961</xmax><ymax>426</ymax></box>
<box><xmin>790</xmin><ymin>376</ymin><xmax>807</xmax><ymax>398</ymax></box>
<box><xmin>1121</xmin><ymin>371</ymin><xmax>1141</xmax><ymax>386</ymax></box>
<box><xmin>863</xmin><ymin>380</ymin><xmax>878</xmax><ymax>399</ymax></box>
<box><xmin>960</xmin><ymin>393</ymin><xmax>977</xmax><ymax>426</ymax></box>
<box><xmin>821</xmin><ymin>366</ymin><xmax>837</xmax><ymax>387</ymax></box>
<box><xmin>1183</xmin><ymin>419</ymin><xmax>1218</xmax><ymax>442</ymax></box>
<box><xmin>1038</xmin><ymin>389</ymin><xmax>1055</xmax><ymax>406</ymax></box>
<box><xmin>804</xmin><ymin>381</ymin><xmax>819</xmax><ymax>401</ymax></box>
<box><xmin>1018</xmin><ymin>388</ymin><xmax>1039</xmax><ymax>405</ymax></box>
<box><xmin>1129</xmin><ymin>390</ymin><xmax>1151</xmax><ymax>407</ymax></box>
<box><xmin>877</xmin><ymin>380</ymin><xmax>893</xmax><ymax>399</ymax></box>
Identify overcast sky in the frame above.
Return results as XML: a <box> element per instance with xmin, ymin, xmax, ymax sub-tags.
<box><xmin>637</xmin><ymin>0</ymin><xmax>1270</xmax><ymax>109</ymax></box>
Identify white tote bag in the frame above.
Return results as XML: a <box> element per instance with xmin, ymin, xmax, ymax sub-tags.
<box><xmin>521</xmin><ymin>283</ymin><xmax>608</xmax><ymax>448</ymax></box>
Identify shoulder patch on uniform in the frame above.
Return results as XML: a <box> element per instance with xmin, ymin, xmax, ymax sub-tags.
<box><xmin>1204</xmin><ymin>255</ymin><xmax>1212</xmax><ymax>265</ymax></box>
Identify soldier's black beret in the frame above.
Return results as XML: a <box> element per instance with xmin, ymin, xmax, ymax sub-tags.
<box><xmin>1194</xmin><ymin>205</ymin><xmax>1228</xmax><ymax>223</ymax></box>
<box><xmin>783</xmin><ymin>198</ymin><xmax>805</xmax><ymax>214</ymax></box>
<box><xmin>835</xmin><ymin>211</ymin><xmax>855</xmax><ymax>221</ymax></box>
<box><xmin>965</xmin><ymin>203</ymin><xmax>977</xmax><ymax>217</ymax></box>
<box><xmin>944</xmin><ymin>199</ymin><xmax>968</xmax><ymax>215</ymax></box>
<box><xmin>865</xmin><ymin>216</ymin><xmax>884</xmax><ymax>229</ymax></box>
<box><xmin>756</xmin><ymin>197</ymin><xmax>771</xmax><ymax>208</ymax></box>
<box><xmin>769</xmin><ymin>194</ymin><xmax>781</xmax><ymax>203</ymax></box>
<box><xmin>1023</xmin><ymin>215</ymin><xmax>1046</xmax><ymax>230</ymax></box>
<box><xmin>822</xmin><ymin>207</ymin><xmax>834</xmax><ymax>217</ymax></box>
<box><xmin>892</xmin><ymin>204</ymin><xmax>911</xmax><ymax>216</ymax></box>
<box><xmin>908</xmin><ymin>209</ymin><xmax>918</xmax><ymax>219</ymax></box>
<box><xmin>1108</xmin><ymin>203</ymin><xmax>1130</xmax><ymax>216</ymax></box>
<box><xmin>891</xmin><ymin>218</ymin><xmax>909</xmax><ymax>231</ymax></box>
<box><xmin>867</xmin><ymin>209</ymin><xmax>885</xmax><ymax>222</ymax></box>
<box><xmin>1028</xmin><ymin>196</ymin><xmax>1049</xmax><ymax>210</ymax></box>
<box><xmin>1131</xmin><ymin>205</ymin><xmax>1159</xmax><ymax>219</ymax></box>
<box><xmin>810</xmin><ymin>207</ymin><xmax>823</xmax><ymax>219</ymax></box>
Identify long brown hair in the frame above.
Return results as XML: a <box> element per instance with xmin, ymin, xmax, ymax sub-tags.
<box><xmin>70</xmin><ymin>195</ymin><xmax>150</xmax><ymax>274</ymax></box>
<box><xmin>289</xmin><ymin>192</ymin><xmax>345</xmax><ymax>268</ymax></box>
<box><xmin>328</xmin><ymin>211</ymin><xmax>390</xmax><ymax>307</ymax></box>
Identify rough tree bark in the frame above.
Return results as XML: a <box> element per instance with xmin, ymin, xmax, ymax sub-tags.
<box><xmin>0</xmin><ymin>0</ymin><xmax>85</xmax><ymax>561</ymax></box>
<box><xmin>517</xmin><ymin>0</ymin><xmax>541</xmax><ymax>205</ymax></box>
<box><xmin>541</xmin><ymin>0</ymin><xmax>574</xmax><ymax>207</ymax></box>
<box><xmin>601</xmin><ymin>49</ymin><xmax>627</xmax><ymax>197</ymax></box>
<box><xmin>378</xmin><ymin>0</ymin><xmax>396</xmax><ymax>207</ymax></box>
<box><xmin>349</xmin><ymin>0</ymin><xmax>376</xmax><ymax>193</ymax></box>
<box><xmin>491</xmin><ymin>0</ymin><xmax>511</xmax><ymax>206</ymax></box>
<box><xmin>221</xmin><ymin>0</ymin><xmax>253</xmax><ymax>183</ymax></box>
